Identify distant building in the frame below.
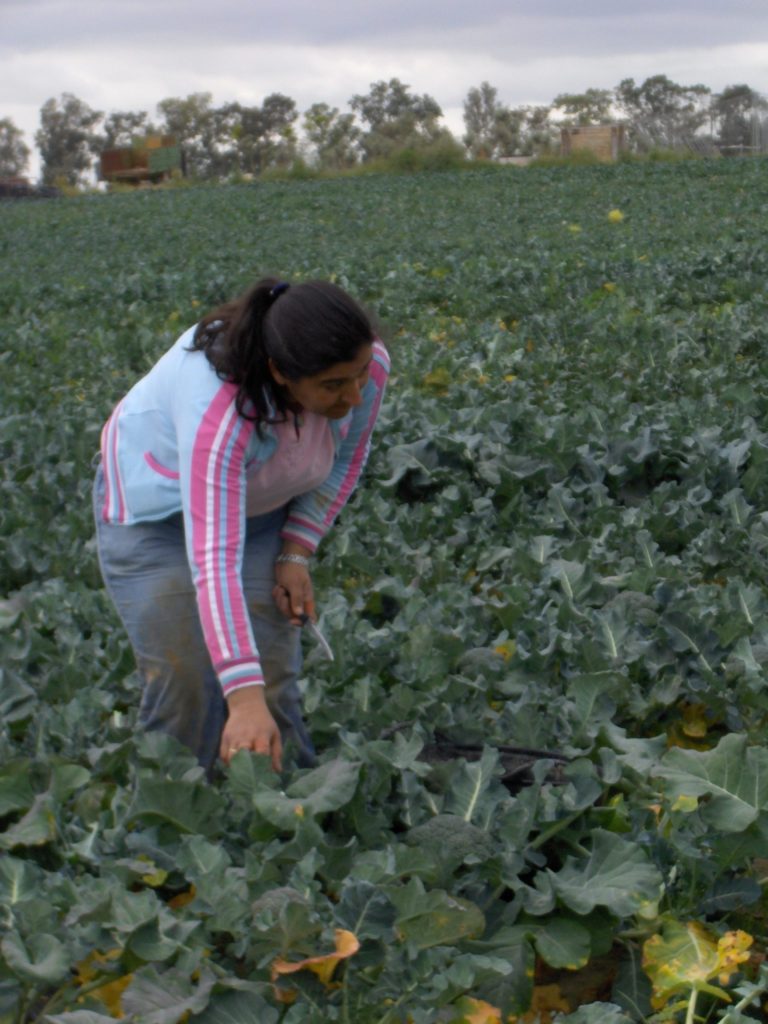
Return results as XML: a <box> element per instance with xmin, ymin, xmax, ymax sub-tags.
<box><xmin>100</xmin><ymin>135</ymin><xmax>181</xmax><ymax>185</ymax></box>
<box><xmin>560</xmin><ymin>124</ymin><xmax>627</xmax><ymax>162</ymax></box>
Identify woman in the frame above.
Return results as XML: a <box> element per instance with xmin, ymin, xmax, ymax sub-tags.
<box><xmin>93</xmin><ymin>277</ymin><xmax>390</xmax><ymax>774</ymax></box>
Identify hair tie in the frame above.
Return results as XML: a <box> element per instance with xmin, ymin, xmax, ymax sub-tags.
<box><xmin>269</xmin><ymin>281</ymin><xmax>290</xmax><ymax>300</ymax></box>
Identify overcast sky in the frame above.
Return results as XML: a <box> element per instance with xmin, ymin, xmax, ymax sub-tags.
<box><xmin>4</xmin><ymin>0</ymin><xmax>768</xmax><ymax>178</ymax></box>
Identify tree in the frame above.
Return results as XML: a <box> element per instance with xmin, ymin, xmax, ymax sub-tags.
<box><xmin>350</xmin><ymin>79</ymin><xmax>446</xmax><ymax>160</ymax></box>
<box><xmin>462</xmin><ymin>84</ymin><xmax>555</xmax><ymax>159</ymax></box>
<box><xmin>157</xmin><ymin>93</ymin><xmax>224</xmax><ymax>178</ymax></box>
<box><xmin>615</xmin><ymin>75</ymin><xmax>711</xmax><ymax>150</ymax></box>
<box><xmin>102</xmin><ymin>110</ymin><xmax>155</xmax><ymax>149</ymax></box>
<box><xmin>519</xmin><ymin>105</ymin><xmax>556</xmax><ymax>155</ymax></box>
<box><xmin>463</xmin><ymin>82</ymin><xmax>522</xmax><ymax>159</ymax></box>
<box><xmin>302</xmin><ymin>103</ymin><xmax>360</xmax><ymax>170</ymax></box>
<box><xmin>552</xmin><ymin>89</ymin><xmax>613</xmax><ymax>126</ymax></box>
<box><xmin>226</xmin><ymin>93</ymin><xmax>299</xmax><ymax>176</ymax></box>
<box><xmin>711</xmin><ymin>84</ymin><xmax>768</xmax><ymax>153</ymax></box>
<box><xmin>35</xmin><ymin>93</ymin><xmax>103</xmax><ymax>186</ymax></box>
<box><xmin>0</xmin><ymin>117</ymin><xmax>30</xmax><ymax>177</ymax></box>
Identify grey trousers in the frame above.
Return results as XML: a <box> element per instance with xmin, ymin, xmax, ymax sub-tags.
<box><xmin>93</xmin><ymin>464</ymin><xmax>315</xmax><ymax>772</ymax></box>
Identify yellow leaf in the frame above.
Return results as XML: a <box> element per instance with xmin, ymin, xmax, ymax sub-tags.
<box><xmin>422</xmin><ymin>367</ymin><xmax>451</xmax><ymax>393</ymax></box>
<box><xmin>90</xmin><ymin>974</ymin><xmax>133</xmax><ymax>1017</ymax></box>
<box><xmin>504</xmin><ymin>374</ymin><xmax>517</xmax><ymax>382</ymax></box>
<box><xmin>494</xmin><ymin>641</ymin><xmax>516</xmax><ymax>662</ymax></box>
<box><xmin>74</xmin><ymin>948</ymin><xmax>122</xmax><ymax>984</ymax></box>
<box><xmin>643</xmin><ymin>919</ymin><xmax>752</xmax><ymax>1010</ymax></box>
<box><xmin>671</xmin><ymin>794</ymin><xmax>699</xmax><ymax>814</ymax></box>
<box><xmin>141</xmin><ymin>868</ymin><xmax>168</xmax><ymax>887</ymax></box>
<box><xmin>75</xmin><ymin>950</ymin><xmax>131</xmax><ymax>1018</ymax></box>
<box><xmin>168</xmin><ymin>885</ymin><xmax>197</xmax><ymax>910</ymax></box>
<box><xmin>452</xmin><ymin>995</ymin><xmax>502</xmax><ymax>1022</ymax></box>
<box><xmin>602</xmin><ymin>282</ymin><xmax>616</xmax><ymax>292</ymax></box>
<box><xmin>272</xmin><ymin>929</ymin><xmax>360</xmax><ymax>989</ymax></box>
<box><xmin>682</xmin><ymin>703</ymin><xmax>708</xmax><ymax>738</ymax></box>
<box><xmin>716</xmin><ymin>930</ymin><xmax>753</xmax><ymax>983</ymax></box>
<box><xmin>509</xmin><ymin>983</ymin><xmax>571</xmax><ymax>1022</ymax></box>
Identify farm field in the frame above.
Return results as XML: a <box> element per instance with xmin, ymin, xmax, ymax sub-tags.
<box><xmin>2</xmin><ymin>158</ymin><xmax>768</xmax><ymax>1023</ymax></box>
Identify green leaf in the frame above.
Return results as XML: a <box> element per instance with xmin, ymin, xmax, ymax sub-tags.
<box><xmin>176</xmin><ymin>834</ymin><xmax>231</xmax><ymax>880</ymax></box>
<box><xmin>525</xmin><ymin>915</ymin><xmax>592</xmax><ymax>970</ymax></box>
<box><xmin>611</xmin><ymin>943</ymin><xmax>653</xmax><ymax>1019</ymax></box>
<box><xmin>469</xmin><ymin>927</ymin><xmax>535</xmax><ymax>1015</ymax></box>
<box><xmin>699</xmin><ymin>876</ymin><xmax>762</xmax><ymax>915</ymax></box>
<box><xmin>252</xmin><ymin>759</ymin><xmax>360</xmax><ymax>829</ymax></box>
<box><xmin>654</xmin><ymin>732</ymin><xmax>768</xmax><ymax>831</ymax></box>
<box><xmin>334</xmin><ymin>880</ymin><xmax>396</xmax><ymax>941</ymax></box>
<box><xmin>0</xmin><ymin>855</ymin><xmax>43</xmax><ymax>906</ymax></box>
<box><xmin>0</xmin><ymin>669</ymin><xmax>36</xmax><ymax>724</ymax></box>
<box><xmin>189</xmin><ymin>988</ymin><xmax>280</xmax><ymax>1024</ymax></box>
<box><xmin>554</xmin><ymin>1003</ymin><xmax>634</xmax><ymax>1023</ymax></box>
<box><xmin>0</xmin><ymin>761</ymin><xmax>36</xmax><ymax>816</ymax></box>
<box><xmin>1</xmin><ymin>931</ymin><xmax>69</xmax><ymax>985</ymax></box>
<box><xmin>444</xmin><ymin>747</ymin><xmax>500</xmax><ymax>823</ymax></box>
<box><xmin>121</xmin><ymin>965</ymin><xmax>217</xmax><ymax>1024</ymax></box>
<box><xmin>127</xmin><ymin>778</ymin><xmax>224</xmax><ymax>836</ymax></box>
<box><xmin>391</xmin><ymin>882</ymin><xmax>485</xmax><ymax>949</ymax></box>
<box><xmin>0</xmin><ymin>793</ymin><xmax>57</xmax><ymax>850</ymax></box>
<box><xmin>50</xmin><ymin>763</ymin><xmax>91</xmax><ymax>802</ymax></box>
<box><xmin>45</xmin><ymin>1014</ymin><xmax>118</xmax><ymax>1024</ymax></box>
<box><xmin>548</xmin><ymin>830</ymin><xmax>663</xmax><ymax>917</ymax></box>
<box><xmin>128</xmin><ymin>915</ymin><xmax>199</xmax><ymax>963</ymax></box>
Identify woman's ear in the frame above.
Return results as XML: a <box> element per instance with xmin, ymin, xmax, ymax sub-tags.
<box><xmin>268</xmin><ymin>358</ymin><xmax>287</xmax><ymax>386</ymax></box>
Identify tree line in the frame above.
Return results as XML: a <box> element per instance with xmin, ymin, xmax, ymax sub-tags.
<box><xmin>1</xmin><ymin>75</ymin><xmax>765</xmax><ymax>186</ymax></box>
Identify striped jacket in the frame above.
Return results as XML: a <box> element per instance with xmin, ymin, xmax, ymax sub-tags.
<box><xmin>99</xmin><ymin>325</ymin><xmax>390</xmax><ymax>696</ymax></box>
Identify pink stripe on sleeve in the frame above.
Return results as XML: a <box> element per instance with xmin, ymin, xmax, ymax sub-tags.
<box><xmin>188</xmin><ymin>385</ymin><xmax>255</xmax><ymax>672</ymax></box>
<box><xmin>101</xmin><ymin>400</ymin><xmax>126</xmax><ymax>523</ymax></box>
<box><xmin>323</xmin><ymin>345</ymin><xmax>389</xmax><ymax>525</ymax></box>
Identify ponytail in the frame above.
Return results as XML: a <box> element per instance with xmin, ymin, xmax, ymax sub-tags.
<box><xmin>190</xmin><ymin>276</ymin><xmax>374</xmax><ymax>430</ymax></box>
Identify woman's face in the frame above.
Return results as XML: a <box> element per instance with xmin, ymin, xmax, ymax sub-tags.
<box><xmin>270</xmin><ymin>343</ymin><xmax>374</xmax><ymax>419</ymax></box>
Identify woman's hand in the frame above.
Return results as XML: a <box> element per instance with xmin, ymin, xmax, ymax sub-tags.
<box><xmin>273</xmin><ymin>545</ymin><xmax>314</xmax><ymax>624</ymax></box>
<box><xmin>221</xmin><ymin>687</ymin><xmax>282</xmax><ymax>771</ymax></box>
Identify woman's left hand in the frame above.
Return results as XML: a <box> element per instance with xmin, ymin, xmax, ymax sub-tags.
<box><xmin>221</xmin><ymin>687</ymin><xmax>282</xmax><ymax>771</ymax></box>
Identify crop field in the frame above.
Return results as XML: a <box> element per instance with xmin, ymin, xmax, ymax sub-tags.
<box><xmin>3</xmin><ymin>158</ymin><xmax>768</xmax><ymax>1023</ymax></box>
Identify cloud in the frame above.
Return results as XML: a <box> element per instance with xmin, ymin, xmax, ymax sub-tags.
<box><xmin>2</xmin><ymin>0</ymin><xmax>768</xmax><ymax>177</ymax></box>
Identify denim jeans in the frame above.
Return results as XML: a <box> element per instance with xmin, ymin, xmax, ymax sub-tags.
<box><xmin>92</xmin><ymin>463</ymin><xmax>315</xmax><ymax>772</ymax></box>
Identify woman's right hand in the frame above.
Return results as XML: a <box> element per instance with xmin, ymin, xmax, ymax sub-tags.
<box><xmin>221</xmin><ymin>687</ymin><xmax>282</xmax><ymax>771</ymax></box>
<box><xmin>273</xmin><ymin>565</ymin><xmax>314</xmax><ymax>625</ymax></box>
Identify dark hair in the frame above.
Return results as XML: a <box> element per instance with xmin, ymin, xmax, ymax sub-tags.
<box><xmin>190</xmin><ymin>277</ymin><xmax>374</xmax><ymax>425</ymax></box>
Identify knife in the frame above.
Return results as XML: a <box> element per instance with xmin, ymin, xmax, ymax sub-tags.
<box><xmin>299</xmin><ymin>613</ymin><xmax>334</xmax><ymax>661</ymax></box>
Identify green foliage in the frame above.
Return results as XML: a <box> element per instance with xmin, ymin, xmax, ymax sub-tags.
<box><xmin>2</xmin><ymin>158</ymin><xmax>768</xmax><ymax>1021</ymax></box>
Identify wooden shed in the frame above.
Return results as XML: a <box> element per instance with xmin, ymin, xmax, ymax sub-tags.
<box><xmin>560</xmin><ymin>124</ymin><xmax>627</xmax><ymax>161</ymax></box>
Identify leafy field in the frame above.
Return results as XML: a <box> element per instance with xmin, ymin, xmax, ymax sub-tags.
<box><xmin>3</xmin><ymin>158</ymin><xmax>768</xmax><ymax>1023</ymax></box>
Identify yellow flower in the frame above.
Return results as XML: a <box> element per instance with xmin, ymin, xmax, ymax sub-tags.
<box><xmin>567</xmin><ymin>223</ymin><xmax>582</xmax><ymax>233</ymax></box>
<box><xmin>602</xmin><ymin>282</ymin><xmax>617</xmax><ymax>293</ymax></box>
<box><xmin>608</xmin><ymin>208</ymin><xmax>624</xmax><ymax>223</ymax></box>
